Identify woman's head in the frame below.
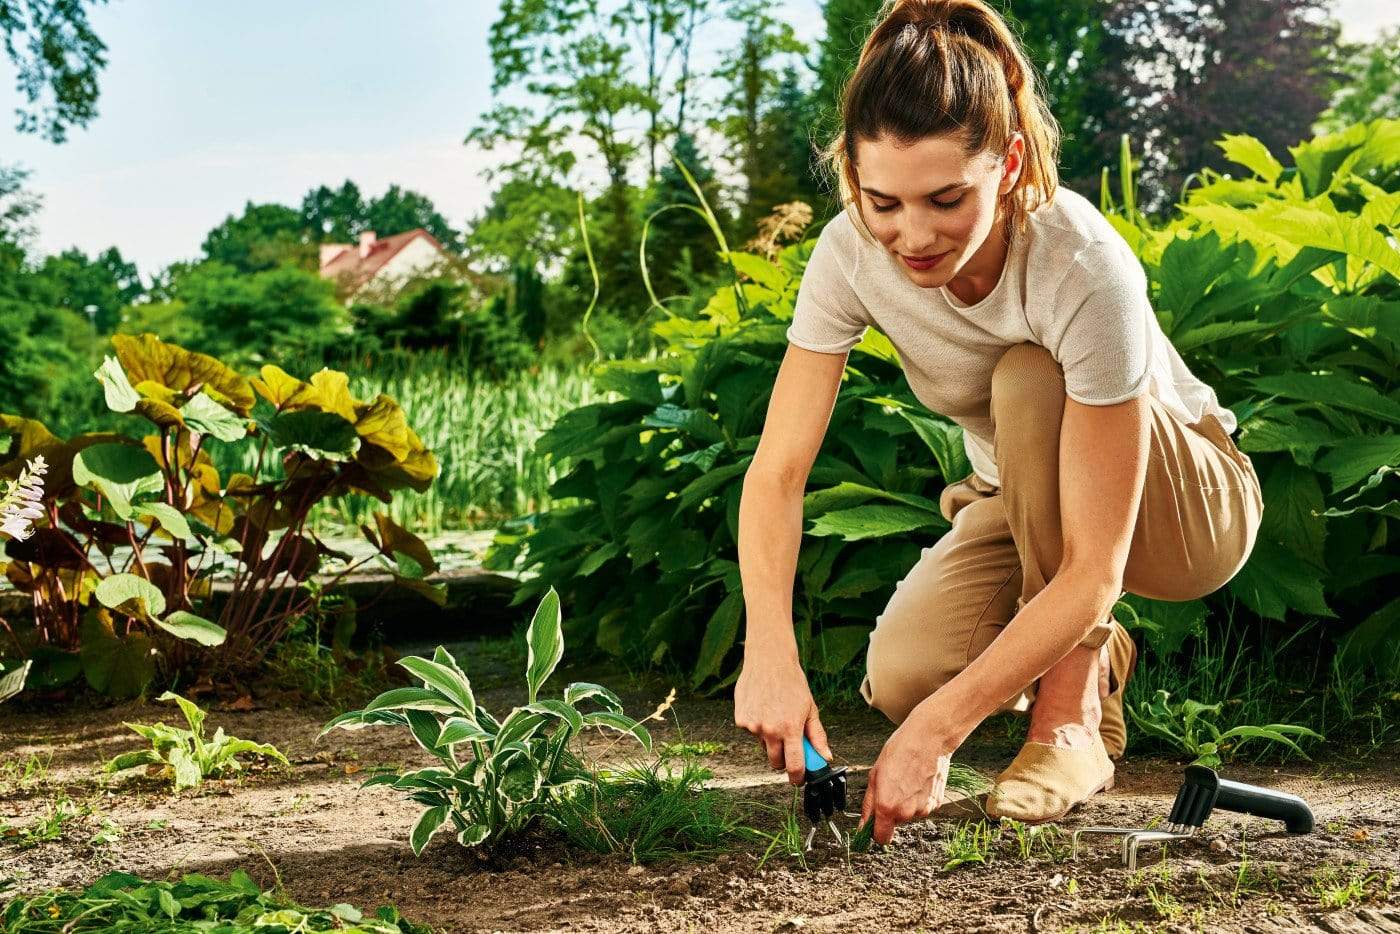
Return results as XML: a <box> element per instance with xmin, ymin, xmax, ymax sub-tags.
<box><xmin>819</xmin><ymin>0</ymin><xmax>1060</xmax><ymax>286</ymax></box>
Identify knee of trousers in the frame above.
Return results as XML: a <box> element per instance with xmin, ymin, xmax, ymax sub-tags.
<box><xmin>861</xmin><ymin>616</ymin><xmax>965</xmax><ymax>726</ymax></box>
<box><xmin>989</xmin><ymin>342</ymin><xmax>1066</xmax><ymax>428</ymax></box>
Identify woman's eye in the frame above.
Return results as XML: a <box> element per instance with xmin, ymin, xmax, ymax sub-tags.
<box><xmin>871</xmin><ymin>195</ymin><xmax>962</xmax><ymax>213</ymax></box>
<box><xmin>872</xmin><ymin>202</ymin><xmax>897</xmax><ymax>213</ymax></box>
<box><xmin>933</xmin><ymin>196</ymin><xmax>963</xmax><ymax>209</ymax></box>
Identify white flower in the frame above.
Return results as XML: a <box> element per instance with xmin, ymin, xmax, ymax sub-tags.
<box><xmin>0</xmin><ymin>455</ymin><xmax>47</xmax><ymax>542</ymax></box>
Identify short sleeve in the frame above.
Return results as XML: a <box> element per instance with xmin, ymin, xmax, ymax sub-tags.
<box><xmin>786</xmin><ymin>217</ymin><xmax>871</xmax><ymax>354</ymax></box>
<box><xmin>1041</xmin><ymin>238</ymin><xmax>1154</xmax><ymax>405</ymax></box>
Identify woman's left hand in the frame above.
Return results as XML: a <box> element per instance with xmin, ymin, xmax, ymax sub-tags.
<box><xmin>859</xmin><ymin>699</ymin><xmax>960</xmax><ymax>845</ymax></box>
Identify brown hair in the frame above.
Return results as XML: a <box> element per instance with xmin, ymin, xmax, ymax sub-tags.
<box><xmin>819</xmin><ymin>0</ymin><xmax>1060</xmax><ymax>244</ymax></box>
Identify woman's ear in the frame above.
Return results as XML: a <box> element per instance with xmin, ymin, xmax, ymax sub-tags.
<box><xmin>998</xmin><ymin>132</ymin><xmax>1025</xmax><ymax>196</ymax></box>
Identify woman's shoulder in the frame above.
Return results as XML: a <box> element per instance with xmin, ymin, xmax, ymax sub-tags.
<box><xmin>1025</xmin><ymin>186</ymin><xmax>1127</xmax><ymax>257</ymax></box>
<box><xmin>1023</xmin><ymin>186</ymin><xmax>1139</xmax><ymax>280</ymax></box>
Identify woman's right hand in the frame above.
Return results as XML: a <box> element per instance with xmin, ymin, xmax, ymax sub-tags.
<box><xmin>734</xmin><ymin>648</ymin><xmax>832</xmax><ymax>785</ymax></box>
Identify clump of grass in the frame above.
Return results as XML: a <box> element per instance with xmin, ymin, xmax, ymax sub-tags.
<box><xmin>556</xmin><ymin>758</ymin><xmax>760</xmax><ymax>863</ymax></box>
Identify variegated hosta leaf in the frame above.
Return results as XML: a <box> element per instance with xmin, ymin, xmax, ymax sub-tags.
<box><xmin>493</xmin><ymin>709</ymin><xmax>548</xmax><ymax>749</ymax></box>
<box><xmin>562</xmin><ymin>682</ymin><xmax>623</xmax><ymax>712</ymax></box>
<box><xmin>397</xmin><ymin>650</ymin><xmax>473</xmax><ymax>715</ymax></box>
<box><xmin>437</xmin><ymin>716</ymin><xmax>491</xmax><ymax>746</ymax></box>
<box><xmin>492</xmin><ymin>746</ymin><xmax>543</xmax><ymax>805</ymax></box>
<box><xmin>457</xmin><ymin>824</ymin><xmax>490</xmax><ymax>847</ymax></box>
<box><xmin>318</xmin><ymin>709</ymin><xmax>407</xmax><ymax>736</ymax></box>
<box><xmin>362</xmin><ymin>687</ymin><xmax>459</xmax><ymax>715</ymax></box>
<box><xmin>411</xmin><ymin>805</ymin><xmax>449</xmax><ymax>856</ymax></box>
<box><xmin>404</xmin><ymin>709</ymin><xmax>446</xmax><ymax>754</ymax></box>
<box><xmin>522</xmin><ymin>699</ymin><xmax>583</xmax><ymax>735</ymax></box>
<box><xmin>525</xmin><ymin>587</ymin><xmax>563</xmax><ymax>703</ymax></box>
<box><xmin>581</xmin><ymin>711</ymin><xmax>653</xmax><ymax>753</ymax></box>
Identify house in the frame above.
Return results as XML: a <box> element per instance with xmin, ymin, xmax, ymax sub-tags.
<box><xmin>318</xmin><ymin>228</ymin><xmax>449</xmax><ymax>302</ymax></box>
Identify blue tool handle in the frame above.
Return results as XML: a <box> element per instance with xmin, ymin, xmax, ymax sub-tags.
<box><xmin>802</xmin><ymin>736</ymin><xmax>828</xmax><ymax>772</ymax></box>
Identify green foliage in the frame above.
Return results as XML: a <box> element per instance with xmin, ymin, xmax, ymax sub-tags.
<box><xmin>1127</xmin><ymin>688</ymin><xmax>1324</xmax><ymax>769</ymax></box>
<box><xmin>124</xmin><ymin>261</ymin><xmax>348</xmax><ymax>364</ymax></box>
<box><xmin>0</xmin><ymin>869</ymin><xmax>429</xmax><ymax>933</ymax></box>
<box><xmin>553</xmin><ymin>757</ymin><xmax>760</xmax><ymax>862</ymax></box>
<box><xmin>1317</xmin><ymin>26</ymin><xmax>1400</xmax><ymax>133</ymax></box>
<box><xmin>0</xmin><ymin>333</ymin><xmax>440</xmax><ymax>695</ymax></box>
<box><xmin>1103</xmin><ymin>119</ymin><xmax>1400</xmax><ymax>657</ymax></box>
<box><xmin>104</xmin><ymin>691</ymin><xmax>289</xmax><ymax>792</ymax></box>
<box><xmin>321</xmin><ymin>587</ymin><xmax>653</xmax><ymax>854</ymax></box>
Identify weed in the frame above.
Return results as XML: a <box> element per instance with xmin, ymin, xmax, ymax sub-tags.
<box><xmin>754</xmin><ymin>791</ymin><xmax>808</xmax><ymax>871</ymax></box>
<box><xmin>0</xmin><ymin>753</ymin><xmax>50</xmax><ymax>790</ymax></box>
<box><xmin>658</xmin><ymin>740</ymin><xmax>724</xmax><ymax>760</ymax></box>
<box><xmin>104</xmin><ymin>692</ymin><xmax>289</xmax><ymax>792</ymax></box>
<box><xmin>1311</xmin><ymin>864</ymin><xmax>1389</xmax><ymax>908</ymax></box>
<box><xmin>941</xmin><ymin>819</ymin><xmax>997</xmax><ymax>871</ymax></box>
<box><xmin>1</xmin><ymin>795</ymin><xmax>89</xmax><ymax>849</ymax></box>
<box><xmin>555</xmin><ymin>758</ymin><xmax>760</xmax><ymax>862</ymax></box>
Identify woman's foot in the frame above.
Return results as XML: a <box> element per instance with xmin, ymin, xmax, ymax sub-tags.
<box><xmin>985</xmin><ymin>642</ymin><xmax>1114</xmax><ymax>823</ymax></box>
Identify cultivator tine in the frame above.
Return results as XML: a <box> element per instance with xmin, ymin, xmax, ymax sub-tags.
<box><xmin>1072</xmin><ymin>765</ymin><xmax>1314</xmax><ymax>868</ymax></box>
<box><xmin>799</xmin><ymin>738</ymin><xmax>849</xmax><ymax>852</ymax></box>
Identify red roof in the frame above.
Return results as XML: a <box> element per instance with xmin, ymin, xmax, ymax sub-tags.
<box><xmin>319</xmin><ymin>228</ymin><xmax>445</xmax><ymax>291</ymax></box>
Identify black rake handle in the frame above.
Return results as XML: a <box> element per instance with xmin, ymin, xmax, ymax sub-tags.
<box><xmin>1168</xmin><ymin>764</ymin><xmax>1314</xmax><ymax>834</ymax></box>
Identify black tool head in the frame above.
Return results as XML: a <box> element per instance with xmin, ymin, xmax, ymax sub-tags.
<box><xmin>802</xmin><ymin>764</ymin><xmax>848</xmax><ymax>824</ymax></box>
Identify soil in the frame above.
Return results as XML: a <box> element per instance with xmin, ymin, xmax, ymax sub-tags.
<box><xmin>1</xmin><ymin>646</ymin><xmax>1396</xmax><ymax>933</ymax></box>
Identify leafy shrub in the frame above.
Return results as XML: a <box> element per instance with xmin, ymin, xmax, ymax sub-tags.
<box><xmin>0</xmin><ymin>869</ymin><xmax>428</xmax><ymax>933</ymax></box>
<box><xmin>104</xmin><ymin>691</ymin><xmax>289</xmax><ymax>791</ymax></box>
<box><xmin>0</xmin><ymin>333</ymin><xmax>440</xmax><ymax>696</ymax></box>
<box><xmin>1127</xmin><ymin>688</ymin><xmax>1324</xmax><ymax>768</ymax></box>
<box><xmin>320</xmin><ymin>587</ymin><xmax>654</xmax><ymax>854</ymax></box>
<box><xmin>1099</xmin><ymin>119</ymin><xmax>1400</xmax><ymax>664</ymax></box>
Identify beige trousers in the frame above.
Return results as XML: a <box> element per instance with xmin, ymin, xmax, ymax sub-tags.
<box><xmin>860</xmin><ymin>343</ymin><xmax>1264</xmax><ymax>724</ymax></box>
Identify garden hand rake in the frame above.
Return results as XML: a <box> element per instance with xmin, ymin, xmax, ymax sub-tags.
<box><xmin>1072</xmin><ymin>764</ymin><xmax>1314</xmax><ymax>869</ymax></box>
<box><xmin>800</xmin><ymin>737</ymin><xmax>850</xmax><ymax>851</ymax></box>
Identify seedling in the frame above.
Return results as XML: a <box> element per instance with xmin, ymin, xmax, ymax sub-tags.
<box><xmin>104</xmin><ymin>692</ymin><xmax>288</xmax><ymax>792</ymax></box>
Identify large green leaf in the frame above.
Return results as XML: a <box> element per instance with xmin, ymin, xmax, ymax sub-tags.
<box><xmin>1250</xmin><ymin>374</ymin><xmax>1400</xmax><ymax>425</ymax></box>
<box><xmin>398</xmin><ymin>651</ymin><xmax>475</xmax><ymax>716</ymax></box>
<box><xmin>265</xmin><ymin>409</ymin><xmax>360</xmax><ymax>461</ymax></box>
<box><xmin>1258</xmin><ymin>460</ymin><xmax>1326</xmax><ymax>566</ymax></box>
<box><xmin>410</xmin><ymin>804</ymin><xmax>448</xmax><ymax>856</ymax></box>
<box><xmin>94</xmin><ymin>355</ymin><xmax>141</xmax><ymax>413</ymax></box>
<box><xmin>525</xmin><ymin>588</ymin><xmax>564</xmax><ymax>704</ymax></box>
<box><xmin>810</xmin><ymin>626</ymin><xmax>870</xmax><ymax>674</ymax></box>
<box><xmin>155</xmin><ymin>611</ymin><xmax>226</xmax><ymax>647</ymax></box>
<box><xmin>180</xmin><ymin>392</ymin><xmax>247</xmax><ymax>443</ymax></box>
<box><xmin>691</xmin><ymin>588</ymin><xmax>743</xmax><ymax>688</ymax></box>
<box><xmin>94</xmin><ymin>573</ymin><xmax>167</xmax><ymax>620</ymax></box>
<box><xmin>79</xmin><ymin>612</ymin><xmax>156</xmax><ymax>699</ymax></box>
<box><xmin>807</xmin><ymin>503</ymin><xmax>947</xmax><ymax>542</ymax></box>
<box><xmin>138</xmin><ymin>503</ymin><xmax>192</xmax><ymax>541</ymax></box>
<box><xmin>1216</xmin><ymin>133</ymin><xmax>1284</xmax><ymax>183</ymax></box>
<box><xmin>1226</xmin><ymin>539</ymin><xmax>1333</xmax><ymax>621</ymax></box>
<box><xmin>71</xmin><ymin>444</ymin><xmax>163</xmax><ymax>520</ymax></box>
<box><xmin>1316</xmin><ymin>434</ymin><xmax>1400</xmax><ymax>493</ymax></box>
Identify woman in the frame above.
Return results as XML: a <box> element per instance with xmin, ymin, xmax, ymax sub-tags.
<box><xmin>733</xmin><ymin>0</ymin><xmax>1262</xmax><ymax>845</ymax></box>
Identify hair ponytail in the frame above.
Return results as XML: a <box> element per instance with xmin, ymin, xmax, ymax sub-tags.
<box><xmin>818</xmin><ymin>0</ymin><xmax>1060</xmax><ymax>242</ymax></box>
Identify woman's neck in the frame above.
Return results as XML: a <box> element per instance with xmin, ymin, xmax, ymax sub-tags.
<box><xmin>945</xmin><ymin>211</ymin><xmax>1011</xmax><ymax>306</ymax></box>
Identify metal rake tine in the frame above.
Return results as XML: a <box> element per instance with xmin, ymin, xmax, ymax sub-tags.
<box><xmin>1124</xmin><ymin>829</ymin><xmax>1195</xmax><ymax>870</ymax></box>
<box><xmin>1071</xmin><ymin>825</ymin><xmax>1151</xmax><ymax>858</ymax></box>
<box><xmin>803</xmin><ymin>825</ymin><xmax>817</xmax><ymax>853</ymax></box>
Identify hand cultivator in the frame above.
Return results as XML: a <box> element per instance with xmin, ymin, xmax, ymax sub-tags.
<box><xmin>1072</xmin><ymin>764</ymin><xmax>1314</xmax><ymax>869</ymax></box>
<box><xmin>800</xmin><ymin>737</ymin><xmax>851</xmax><ymax>851</ymax></box>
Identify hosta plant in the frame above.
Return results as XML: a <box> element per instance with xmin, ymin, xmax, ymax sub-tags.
<box><xmin>104</xmin><ymin>690</ymin><xmax>289</xmax><ymax>791</ymax></box>
<box><xmin>320</xmin><ymin>586</ymin><xmax>653</xmax><ymax>854</ymax></box>
<box><xmin>0</xmin><ymin>332</ymin><xmax>439</xmax><ymax>697</ymax></box>
<box><xmin>1127</xmin><ymin>688</ymin><xmax>1324</xmax><ymax>768</ymax></box>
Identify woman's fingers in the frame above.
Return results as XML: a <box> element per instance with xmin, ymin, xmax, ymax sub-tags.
<box><xmin>805</xmin><ymin>709</ymin><xmax>833</xmax><ymax>762</ymax></box>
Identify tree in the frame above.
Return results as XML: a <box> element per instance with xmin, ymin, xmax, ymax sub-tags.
<box><xmin>302</xmin><ymin>180</ymin><xmax>463</xmax><ymax>251</ymax></box>
<box><xmin>1</xmin><ymin>0</ymin><xmax>108</xmax><ymax>142</ymax></box>
<box><xmin>708</xmin><ymin>0</ymin><xmax>807</xmax><ymax>238</ymax></box>
<box><xmin>201</xmin><ymin>203</ymin><xmax>315</xmax><ymax>273</ymax></box>
<box><xmin>0</xmin><ymin>163</ymin><xmax>42</xmax><ymax>245</ymax></box>
<box><xmin>126</xmin><ymin>262</ymin><xmax>347</xmax><ymax>363</ymax></box>
<box><xmin>467</xmin><ymin>172</ymin><xmax>579</xmax><ymax>276</ymax></box>
<box><xmin>746</xmin><ymin>66</ymin><xmax>828</xmax><ymax>229</ymax></box>
<box><xmin>811</xmin><ymin>0</ymin><xmax>885</xmax><ymax>137</ymax></box>
<box><xmin>29</xmin><ymin>246</ymin><xmax>141</xmax><ymax>332</ymax></box>
<box><xmin>1317</xmin><ymin>26</ymin><xmax>1400</xmax><ymax>133</ymax></box>
<box><xmin>1098</xmin><ymin>0</ymin><xmax>1342</xmax><ymax>210</ymax></box>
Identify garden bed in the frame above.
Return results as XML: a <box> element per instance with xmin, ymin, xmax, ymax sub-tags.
<box><xmin>1</xmin><ymin>649</ymin><xmax>1396</xmax><ymax>933</ymax></box>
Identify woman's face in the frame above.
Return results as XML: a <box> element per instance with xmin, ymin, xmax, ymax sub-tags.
<box><xmin>853</xmin><ymin>131</ymin><xmax>1023</xmax><ymax>287</ymax></box>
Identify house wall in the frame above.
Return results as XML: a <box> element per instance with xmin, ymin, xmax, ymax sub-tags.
<box><xmin>353</xmin><ymin>237</ymin><xmax>446</xmax><ymax>299</ymax></box>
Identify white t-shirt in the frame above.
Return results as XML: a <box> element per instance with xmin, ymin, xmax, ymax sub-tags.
<box><xmin>785</xmin><ymin>186</ymin><xmax>1236</xmax><ymax>488</ymax></box>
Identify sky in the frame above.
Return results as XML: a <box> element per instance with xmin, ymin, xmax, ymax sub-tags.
<box><xmin>0</xmin><ymin>0</ymin><xmax>1394</xmax><ymax>277</ymax></box>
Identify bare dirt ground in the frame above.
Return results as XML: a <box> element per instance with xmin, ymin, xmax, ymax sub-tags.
<box><xmin>1</xmin><ymin>649</ymin><xmax>1397</xmax><ymax>933</ymax></box>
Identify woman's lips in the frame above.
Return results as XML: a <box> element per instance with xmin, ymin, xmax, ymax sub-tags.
<box><xmin>901</xmin><ymin>250</ymin><xmax>949</xmax><ymax>271</ymax></box>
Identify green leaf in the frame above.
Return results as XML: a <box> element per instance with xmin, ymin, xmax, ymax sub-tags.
<box><xmin>155</xmin><ymin>612</ymin><xmax>226</xmax><ymax>647</ymax></box>
<box><xmin>719</xmin><ymin>250</ymin><xmax>791</xmax><ymax>292</ymax></box>
<box><xmin>95</xmin><ymin>573</ymin><xmax>167</xmax><ymax>620</ymax></box>
<box><xmin>1226</xmin><ymin>539</ymin><xmax>1333</xmax><ymax>621</ymax></box>
<box><xmin>691</xmin><ymin>589</ymin><xmax>743</xmax><ymax>688</ymax></box>
<box><xmin>137</xmin><ymin>502</ymin><xmax>192</xmax><ymax>541</ymax></box>
<box><xmin>104</xmin><ymin>749</ymin><xmax>162</xmax><ymax>773</ymax></box>
<box><xmin>363</xmin><ymin>687</ymin><xmax>459</xmax><ymax>715</ymax></box>
<box><xmin>522</xmin><ymin>698</ymin><xmax>584</xmax><ymax>734</ymax></box>
<box><xmin>891</xmin><ymin>408</ymin><xmax>971</xmax><ymax>482</ymax></box>
<box><xmin>168</xmin><ymin>745</ymin><xmax>203</xmax><ymax>790</ymax></box>
<box><xmin>457</xmin><ymin>824</ymin><xmax>490</xmax><ymax>847</ymax></box>
<box><xmin>1258</xmin><ymin>460</ymin><xmax>1326</xmax><ymax>566</ymax></box>
<box><xmin>179</xmin><ymin>393</ymin><xmax>247</xmax><ymax>443</ymax></box>
<box><xmin>1251</xmin><ymin>374</ymin><xmax>1400</xmax><ymax>425</ymax></box>
<box><xmin>72</xmin><ymin>443</ymin><xmax>163</xmax><ymax>520</ymax></box>
<box><xmin>410</xmin><ymin>805</ymin><xmax>448</xmax><ymax>856</ymax></box>
<box><xmin>404</xmin><ymin>708</ymin><xmax>445</xmax><ymax>753</ymax></box>
<box><xmin>807</xmin><ymin>503</ymin><xmax>948</xmax><ymax>542</ymax></box>
<box><xmin>94</xmin><ymin>355</ymin><xmax>140</xmax><ymax>413</ymax></box>
<box><xmin>1316</xmin><ymin>434</ymin><xmax>1400</xmax><ymax>493</ymax></box>
<box><xmin>494</xmin><ymin>748</ymin><xmax>543</xmax><ymax>804</ymax></box>
<box><xmin>1216</xmin><ymin>133</ymin><xmax>1284</xmax><ymax>183</ymax></box>
<box><xmin>157</xmin><ymin>691</ymin><xmax>207</xmax><ymax>737</ymax></box>
<box><xmin>581</xmin><ymin>711</ymin><xmax>652</xmax><ymax>752</ymax></box>
<box><xmin>563</xmin><ymin>682</ymin><xmax>623</xmax><ymax>711</ymax></box>
<box><xmin>437</xmin><ymin>716</ymin><xmax>492</xmax><ymax>746</ymax></box>
<box><xmin>265</xmin><ymin>409</ymin><xmax>360</xmax><ymax>460</ymax></box>
<box><xmin>525</xmin><ymin>587</ymin><xmax>564</xmax><ymax>704</ymax></box>
<box><xmin>810</xmin><ymin>626</ymin><xmax>871</xmax><ymax>674</ymax></box>
<box><xmin>397</xmin><ymin>652</ymin><xmax>476</xmax><ymax>716</ymax></box>
<box><xmin>0</xmin><ymin>660</ymin><xmax>30</xmax><ymax>704</ymax></box>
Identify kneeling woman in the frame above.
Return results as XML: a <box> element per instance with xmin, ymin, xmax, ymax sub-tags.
<box><xmin>732</xmin><ymin>0</ymin><xmax>1262</xmax><ymax>844</ymax></box>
